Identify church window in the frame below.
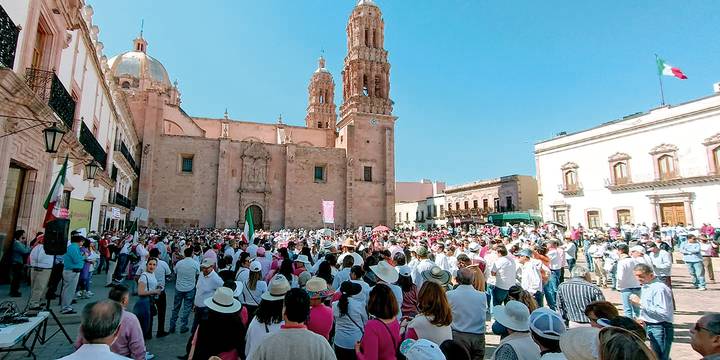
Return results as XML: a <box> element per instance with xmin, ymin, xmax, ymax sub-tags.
<box><xmin>181</xmin><ymin>155</ymin><xmax>193</xmax><ymax>173</ymax></box>
<box><xmin>374</xmin><ymin>75</ymin><xmax>383</xmax><ymax>98</ymax></box>
<box><xmin>314</xmin><ymin>166</ymin><xmax>326</xmax><ymax>183</ymax></box>
<box><xmin>318</xmin><ymin>121</ymin><xmax>323</xmax><ymax>128</ymax></box>
<box><xmin>362</xmin><ymin>75</ymin><xmax>369</xmax><ymax>96</ymax></box>
<box><xmin>121</xmin><ymin>81</ymin><xmax>130</xmax><ymax>89</ymax></box>
<box><xmin>372</xmin><ymin>29</ymin><xmax>377</xmax><ymax>48</ymax></box>
<box><xmin>363</xmin><ymin>166</ymin><xmax>372</xmax><ymax>182</ymax></box>
<box><xmin>365</xmin><ymin>28</ymin><xmax>369</xmax><ymax>46</ymax></box>
<box><xmin>319</xmin><ymin>90</ymin><xmax>325</xmax><ymax>104</ymax></box>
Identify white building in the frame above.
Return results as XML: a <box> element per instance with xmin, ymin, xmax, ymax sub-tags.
<box><xmin>535</xmin><ymin>90</ymin><xmax>720</xmax><ymax>228</ymax></box>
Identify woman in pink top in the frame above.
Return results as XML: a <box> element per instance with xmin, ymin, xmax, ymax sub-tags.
<box><xmin>305</xmin><ymin>277</ymin><xmax>335</xmax><ymax>339</ymax></box>
<box><xmin>356</xmin><ymin>284</ymin><xmax>401</xmax><ymax>360</ymax></box>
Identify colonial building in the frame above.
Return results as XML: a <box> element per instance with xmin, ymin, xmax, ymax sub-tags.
<box><xmin>0</xmin><ymin>0</ymin><xmax>140</xmax><ymax>248</ymax></box>
<box><xmin>535</xmin><ymin>89</ymin><xmax>720</xmax><ymax>228</ymax></box>
<box><xmin>394</xmin><ymin>180</ymin><xmax>445</xmax><ymax>230</ymax></box>
<box><xmin>106</xmin><ymin>0</ymin><xmax>397</xmax><ymax>230</ymax></box>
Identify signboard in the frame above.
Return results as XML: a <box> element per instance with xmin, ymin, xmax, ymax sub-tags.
<box><xmin>322</xmin><ymin>200</ymin><xmax>334</xmax><ymax>223</ymax></box>
<box><xmin>131</xmin><ymin>207</ymin><xmax>149</xmax><ymax>221</ymax></box>
<box><xmin>69</xmin><ymin>198</ymin><xmax>93</xmax><ymax>233</ymax></box>
<box><xmin>111</xmin><ymin>207</ymin><xmax>121</xmax><ymax>219</ymax></box>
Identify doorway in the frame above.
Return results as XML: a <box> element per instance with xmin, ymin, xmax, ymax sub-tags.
<box><xmin>660</xmin><ymin>203</ymin><xmax>686</xmax><ymax>225</ymax></box>
<box><xmin>246</xmin><ymin>205</ymin><xmax>263</xmax><ymax>230</ymax></box>
<box><xmin>1</xmin><ymin>164</ymin><xmax>26</xmax><ymax>241</ymax></box>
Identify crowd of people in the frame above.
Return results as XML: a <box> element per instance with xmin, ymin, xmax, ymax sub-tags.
<box><xmin>4</xmin><ymin>220</ymin><xmax>720</xmax><ymax>359</ymax></box>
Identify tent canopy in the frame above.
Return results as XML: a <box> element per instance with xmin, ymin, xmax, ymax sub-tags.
<box><xmin>487</xmin><ymin>212</ymin><xmax>542</xmax><ymax>225</ymax></box>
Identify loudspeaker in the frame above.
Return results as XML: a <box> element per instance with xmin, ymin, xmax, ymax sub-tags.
<box><xmin>44</xmin><ymin>219</ymin><xmax>70</xmax><ymax>255</ymax></box>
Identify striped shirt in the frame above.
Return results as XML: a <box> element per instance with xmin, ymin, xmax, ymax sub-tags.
<box><xmin>556</xmin><ymin>277</ymin><xmax>605</xmax><ymax>323</ymax></box>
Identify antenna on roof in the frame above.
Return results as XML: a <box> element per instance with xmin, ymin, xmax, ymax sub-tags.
<box><xmin>224</xmin><ymin>108</ymin><xmax>229</xmax><ymax>120</ymax></box>
<box><xmin>140</xmin><ymin>19</ymin><xmax>144</xmax><ymax>38</ymax></box>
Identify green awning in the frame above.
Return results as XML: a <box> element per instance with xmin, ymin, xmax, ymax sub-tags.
<box><xmin>487</xmin><ymin>212</ymin><xmax>542</xmax><ymax>225</ymax></box>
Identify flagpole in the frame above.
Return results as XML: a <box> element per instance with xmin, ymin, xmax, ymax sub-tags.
<box><xmin>655</xmin><ymin>54</ymin><xmax>666</xmax><ymax>106</ymax></box>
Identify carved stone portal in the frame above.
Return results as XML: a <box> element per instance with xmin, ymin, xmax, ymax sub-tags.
<box><xmin>240</xmin><ymin>142</ymin><xmax>270</xmax><ymax>193</ymax></box>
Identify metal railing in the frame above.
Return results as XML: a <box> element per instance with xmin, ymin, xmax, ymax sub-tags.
<box><xmin>80</xmin><ymin>122</ymin><xmax>107</xmax><ymax>168</ymax></box>
<box><xmin>0</xmin><ymin>5</ymin><xmax>19</xmax><ymax>68</ymax></box>
<box><xmin>115</xmin><ymin>142</ymin><xmax>139</xmax><ymax>174</ymax></box>
<box><xmin>25</xmin><ymin>68</ymin><xmax>76</xmax><ymax>129</ymax></box>
<box><xmin>114</xmin><ymin>192</ymin><xmax>132</xmax><ymax>208</ymax></box>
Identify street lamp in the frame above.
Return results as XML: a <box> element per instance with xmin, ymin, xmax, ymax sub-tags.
<box><xmin>43</xmin><ymin>122</ymin><xmax>66</xmax><ymax>153</ymax></box>
<box><xmin>84</xmin><ymin>160</ymin><xmax>101</xmax><ymax>180</ymax></box>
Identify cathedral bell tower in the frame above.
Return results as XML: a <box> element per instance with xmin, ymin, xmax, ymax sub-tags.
<box><xmin>305</xmin><ymin>56</ymin><xmax>337</xmax><ymax>129</ymax></box>
<box><xmin>338</xmin><ymin>0</ymin><xmax>396</xmax><ymax>227</ymax></box>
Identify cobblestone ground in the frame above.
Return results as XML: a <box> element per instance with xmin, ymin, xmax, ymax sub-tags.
<box><xmin>0</xmin><ymin>255</ymin><xmax>716</xmax><ymax>359</ymax></box>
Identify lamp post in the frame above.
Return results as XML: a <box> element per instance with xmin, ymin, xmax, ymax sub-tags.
<box><xmin>42</xmin><ymin>122</ymin><xmax>66</xmax><ymax>153</ymax></box>
<box><xmin>84</xmin><ymin>160</ymin><xmax>101</xmax><ymax>180</ymax></box>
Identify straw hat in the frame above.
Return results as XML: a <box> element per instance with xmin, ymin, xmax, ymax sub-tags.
<box><xmin>305</xmin><ymin>277</ymin><xmax>334</xmax><ymax>299</ymax></box>
<box><xmin>261</xmin><ymin>275</ymin><xmax>291</xmax><ymax>301</ymax></box>
<box><xmin>298</xmin><ymin>271</ymin><xmax>312</xmax><ymax>287</ymax></box>
<box><xmin>493</xmin><ymin>300</ymin><xmax>530</xmax><ymax>331</ymax></box>
<box><xmin>341</xmin><ymin>238</ymin><xmax>357</xmax><ymax>248</ymax></box>
<box><xmin>294</xmin><ymin>254</ymin><xmax>311</xmax><ymax>266</ymax></box>
<box><xmin>204</xmin><ymin>287</ymin><xmax>242</xmax><ymax>314</ymax></box>
<box><xmin>370</xmin><ymin>261</ymin><xmax>399</xmax><ymax>284</ymax></box>
<box><xmin>421</xmin><ymin>266</ymin><xmax>451</xmax><ymax>286</ymax></box>
<box><xmin>559</xmin><ymin>327</ymin><xmax>600</xmax><ymax>360</ymax></box>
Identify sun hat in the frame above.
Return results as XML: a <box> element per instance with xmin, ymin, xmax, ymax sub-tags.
<box><xmin>261</xmin><ymin>275</ymin><xmax>291</xmax><ymax>301</ymax></box>
<box><xmin>294</xmin><ymin>254</ymin><xmax>311</xmax><ymax>266</ymax></box>
<box><xmin>529</xmin><ymin>308</ymin><xmax>567</xmax><ymax>340</ymax></box>
<box><xmin>322</xmin><ymin>241</ymin><xmax>334</xmax><ymax>250</ymax></box>
<box><xmin>305</xmin><ymin>277</ymin><xmax>334</xmax><ymax>299</ymax></box>
<box><xmin>559</xmin><ymin>327</ymin><xmax>600</xmax><ymax>360</ymax></box>
<box><xmin>200</xmin><ymin>258</ymin><xmax>215</xmax><ymax>268</ymax></box>
<box><xmin>397</xmin><ymin>265</ymin><xmax>412</xmax><ymax>277</ymax></box>
<box><xmin>204</xmin><ymin>287</ymin><xmax>242</xmax><ymax>314</ymax></box>
<box><xmin>421</xmin><ymin>266</ymin><xmax>451</xmax><ymax>286</ymax></box>
<box><xmin>249</xmin><ymin>260</ymin><xmax>262</xmax><ymax>272</ymax></box>
<box><xmin>298</xmin><ymin>271</ymin><xmax>312</xmax><ymax>287</ymax></box>
<box><xmin>468</xmin><ymin>242</ymin><xmax>480</xmax><ymax>252</ymax></box>
<box><xmin>415</xmin><ymin>246</ymin><xmax>429</xmax><ymax>257</ymax></box>
<box><xmin>342</xmin><ymin>238</ymin><xmax>357</xmax><ymax>248</ymax></box>
<box><xmin>493</xmin><ymin>300</ymin><xmax>530</xmax><ymax>332</ymax></box>
<box><xmin>518</xmin><ymin>248</ymin><xmax>533</xmax><ymax>258</ymax></box>
<box><xmin>370</xmin><ymin>261</ymin><xmax>399</xmax><ymax>284</ymax></box>
<box><xmin>630</xmin><ymin>245</ymin><xmax>646</xmax><ymax>254</ymax></box>
<box><xmin>399</xmin><ymin>339</ymin><xmax>446</xmax><ymax>360</ymax></box>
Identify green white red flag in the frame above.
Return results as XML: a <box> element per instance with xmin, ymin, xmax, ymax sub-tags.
<box><xmin>242</xmin><ymin>208</ymin><xmax>254</xmax><ymax>243</ymax></box>
<box><xmin>43</xmin><ymin>156</ymin><xmax>69</xmax><ymax>227</ymax></box>
<box><xmin>656</xmin><ymin>57</ymin><xmax>687</xmax><ymax>79</ymax></box>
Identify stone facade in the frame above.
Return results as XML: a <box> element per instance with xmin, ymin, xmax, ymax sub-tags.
<box><xmin>108</xmin><ymin>0</ymin><xmax>396</xmax><ymax>230</ymax></box>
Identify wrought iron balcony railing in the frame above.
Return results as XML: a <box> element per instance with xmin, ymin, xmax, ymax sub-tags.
<box><xmin>115</xmin><ymin>141</ymin><xmax>139</xmax><ymax>174</ymax></box>
<box><xmin>80</xmin><ymin>122</ymin><xmax>107</xmax><ymax>169</ymax></box>
<box><xmin>0</xmin><ymin>5</ymin><xmax>19</xmax><ymax>68</ymax></box>
<box><xmin>25</xmin><ymin>68</ymin><xmax>76</xmax><ymax>129</ymax></box>
<box><xmin>114</xmin><ymin>192</ymin><xmax>132</xmax><ymax>209</ymax></box>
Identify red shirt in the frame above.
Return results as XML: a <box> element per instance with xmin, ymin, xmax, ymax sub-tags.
<box><xmin>306</xmin><ymin>304</ymin><xmax>333</xmax><ymax>340</ymax></box>
<box><xmin>98</xmin><ymin>239</ymin><xmax>110</xmax><ymax>258</ymax></box>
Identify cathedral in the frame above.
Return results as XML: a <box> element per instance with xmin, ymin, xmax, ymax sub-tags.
<box><xmin>107</xmin><ymin>0</ymin><xmax>396</xmax><ymax>230</ymax></box>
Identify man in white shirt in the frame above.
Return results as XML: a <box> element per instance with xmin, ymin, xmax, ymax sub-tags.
<box><xmin>447</xmin><ymin>268</ymin><xmax>487</xmax><ymax>360</ymax></box>
<box><xmin>490</xmin><ymin>245</ymin><xmax>517</xmax><ymax>306</ymax></box>
<box><xmin>410</xmin><ymin>246</ymin><xmax>435</xmax><ymax>289</ymax></box>
<box><xmin>169</xmin><ymin>248</ymin><xmax>199</xmax><ymax>334</ymax></box>
<box><xmin>517</xmin><ymin>249</ymin><xmax>548</xmax><ymax>307</ymax></box>
<box><xmin>29</xmin><ymin>238</ymin><xmax>55</xmax><ymax>310</ymax></box>
<box><xmin>179</xmin><ymin>258</ymin><xmax>223</xmax><ymax>359</ymax></box>
<box><xmin>60</xmin><ymin>300</ymin><xmax>130</xmax><ymax>360</ymax></box>
<box><xmin>615</xmin><ymin>244</ymin><xmax>641</xmax><ymax>318</ymax></box>
<box><xmin>149</xmin><ymin>248</ymin><xmax>171</xmax><ymax>338</ymax></box>
<box><xmin>588</xmin><ymin>239</ymin><xmax>608</xmax><ymax>287</ymax></box>
<box><xmin>545</xmin><ymin>240</ymin><xmax>565</xmax><ymax>310</ymax></box>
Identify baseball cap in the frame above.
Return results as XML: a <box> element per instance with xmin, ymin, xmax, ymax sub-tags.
<box><xmin>399</xmin><ymin>339</ymin><xmax>445</xmax><ymax>360</ymax></box>
<box><xmin>529</xmin><ymin>308</ymin><xmax>567</xmax><ymax>340</ymax></box>
<box><xmin>397</xmin><ymin>265</ymin><xmax>412</xmax><ymax>277</ymax></box>
<box><xmin>249</xmin><ymin>260</ymin><xmax>262</xmax><ymax>272</ymax></box>
<box><xmin>200</xmin><ymin>258</ymin><xmax>215</xmax><ymax>268</ymax></box>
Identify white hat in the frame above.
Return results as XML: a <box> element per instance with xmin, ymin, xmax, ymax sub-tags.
<box><xmin>630</xmin><ymin>245</ymin><xmax>646</xmax><ymax>254</ymax></box>
<box><xmin>249</xmin><ymin>260</ymin><xmax>262</xmax><ymax>272</ymax></box>
<box><xmin>294</xmin><ymin>254</ymin><xmax>311</xmax><ymax>265</ymax></box>
<box><xmin>200</xmin><ymin>258</ymin><xmax>215</xmax><ymax>268</ymax></box>
<box><xmin>370</xmin><ymin>261</ymin><xmax>399</xmax><ymax>284</ymax></box>
<box><xmin>529</xmin><ymin>308</ymin><xmax>567</xmax><ymax>340</ymax></box>
<box><xmin>559</xmin><ymin>327</ymin><xmax>600</xmax><ymax>360</ymax></box>
<box><xmin>399</xmin><ymin>339</ymin><xmax>446</xmax><ymax>360</ymax></box>
<box><xmin>204</xmin><ymin>287</ymin><xmax>242</xmax><ymax>314</ymax></box>
<box><xmin>397</xmin><ymin>265</ymin><xmax>412</xmax><ymax>277</ymax></box>
<box><xmin>493</xmin><ymin>300</ymin><xmax>530</xmax><ymax>331</ymax></box>
<box><xmin>468</xmin><ymin>242</ymin><xmax>480</xmax><ymax>252</ymax></box>
<box><xmin>262</xmin><ymin>275</ymin><xmax>291</xmax><ymax>301</ymax></box>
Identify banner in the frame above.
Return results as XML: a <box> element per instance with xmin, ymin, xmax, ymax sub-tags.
<box><xmin>69</xmin><ymin>198</ymin><xmax>93</xmax><ymax>233</ymax></box>
<box><xmin>322</xmin><ymin>200</ymin><xmax>334</xmax><ymax>223</ymax></box>
<box><xmin>111</xmin><ymin>207</ymin><xmax>121</xmax><ymax>219</ymax></box>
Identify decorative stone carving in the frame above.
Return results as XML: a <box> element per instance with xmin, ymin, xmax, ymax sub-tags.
<box><xmin>703</xmin><ymin>133</ymin><xmax>720</xmax><ymax>146</ymax></box>
<box><xmin>608</xmin><ymin>152</ymin><xmax>631</xmax><ymax>162</ymax></box>
<box><xmin>241</xmin><ymin>142</ymin><xmax>270</xmax><ymax>193</ymax></box>
<box><xmin>649</xmin><ymin>143</ymin><xmax>678</xmax><ymax>155</ymax></box>
<box><xmin>560</xmin><ymin>162</ymin><xmax>579</xmax><ymax>170</ymax></box>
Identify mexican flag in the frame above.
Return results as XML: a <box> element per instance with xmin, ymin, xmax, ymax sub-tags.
<box><xmin>43</xmin><ymin>156</ymin><xmax>69</xmax><ymax>227</ymax></box>
<box><xmin>242</xmin><ymin>208</ymin><xmax>254</xmax><ymax>244</ymax></box>
<box><xmin>656</xmin><ymin>57</ymin><xmax>688</xmax><ymax>79</ymax></box>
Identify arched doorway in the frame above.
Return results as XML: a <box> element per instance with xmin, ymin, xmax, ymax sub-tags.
<box><xmin>245</xmin><ymin>205</ymin><xmax>263</xmax><ymax>230</ymax></box>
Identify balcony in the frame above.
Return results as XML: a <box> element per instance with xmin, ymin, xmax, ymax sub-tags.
<box><xmin>25</xmin><ymin>68</ymin><xmax>76</xmax><ymax>129</ymax></box>
<box><xmin>606</xmin><ymin>174</ymin><xmax>720</xmax><ymax>192</ymax></box>
<box><xmin>558</xmin><ymin>183</ymin><xmax>583</xmax><ymax>196</ymax></box>
<box><xmin>114</xmin><ymin>192</ymin><xmax>132</xmax><ymax>209</ymax></box>
<box><xmin>114</xmin><ymin>141</ymin><xmax>140</xmax><ymax>174</ymax></box>
<box><xmin>80</xmin><ymin>122</ymin><xmax>107</xmax><ymax>169</ymax></box>
<box><xmin>0</xmin><ymin>5</ymin><xmax>19</xmax><ymax>68</ymax></box>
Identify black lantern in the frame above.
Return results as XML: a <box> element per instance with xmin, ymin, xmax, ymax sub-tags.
<box><xmin>85</xmin><ymin>160</ymin><xmax>101</xmax><ymax>180</ymax></box>
<box><xmin>43</xmin><ymin>122</ymin><xmax>66</xmax><ymax>153</ymax></box>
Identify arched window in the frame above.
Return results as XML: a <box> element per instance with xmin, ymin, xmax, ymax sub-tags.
<box><xmin>564</xmin><ymin>170</ymin><xmax>577</xmax><ymax>190</ymax></box>
<box><xmin>613</xmin><ymin>162</ymin><xmax>628</xmax><ymax>184</ymax></box>
<box><xmin>374</xmin><ymin>75</ymin><xmax>383</xmax><ymax>99</ymax></box>
<box><xmin>714</xmin><ymin>146</ymin><xmax>720</xmax><ymax>171</ymax></box>
<box><xmin>658</xmin><ymin>155</ymin><xmax>675</xmax><ymax>179</ymax></box>
<box><xmin>364</xmin><ymin>28</ymin><xmax>369</xmax><ymax>46</ymax></box>
<box><xmin>121</xmin><ymin>81</ymin><xmax>130</xmax><ymax>89</ymax></box>
<box><xmin>319</xmin><ymin>90</ymin><xmax>325</xmax><ymax>104</ymax></box>
<box><xmin>372</xmin><ymin>29</ymin><xmax>377</xmax><ymax>48</ymax></box>
<box><xmin>362</xmin><ymin>75</ymin><xmax>369</xmax><ymax>96</ymax></box>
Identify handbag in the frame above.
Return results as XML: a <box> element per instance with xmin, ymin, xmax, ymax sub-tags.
<box><xmin>141</xmin><ymin>274</ymin><xmax>159</xmax><ymax>316</ymax></box>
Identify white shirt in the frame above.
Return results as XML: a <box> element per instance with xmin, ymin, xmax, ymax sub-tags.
<box><xmin>194</xmin><ymin>270</ymin><xmax>223</xmax><ymax>307</ymax></box>
<box><xmin>59</xmin><ymin>344</ymin><xmax>131</xmax><ymax>360</ymax></box>
<box><xmin>29</xmin><ymin>245</ymin><xmax>54</xmax><ymax>269</ymax></box>
<box><xmin>547</xmin><ymin>248</ymin><xmax>565</xmax><ymax>270</ymax></box>
<box><xmin>491</xmin><ymin>256</ymin><xmax>517</xmax><ymax>290</ymax></box>
<box><xmin>245</xmin><ymin>318</ymin><xmax>283</xmax><ymax>360</ymax></box>
<box><xmin>616</xmin><ymin>256</ymin><xmax>641</xmax><ymax>290</ymax></box>
<box><xmin>447</xmin><ymin>285</ymin><xmax>487</xmax><ymax>334</ymax></box>
<box><xmin>240</xmin><ymin>279</ymin><xmax>267</xmax><ymax>306</ymax></box>
<box><xmin>256</xmin><ymin>254</ymin><xmax>272</xmax><ymax>278</ymax></box>
<box><xmin>154</xmin><ymin>259</ymin><xmax>171</xmax><ymax>289</ymax></box>
<box><xmin>411</xmin><ymin>259</ymin><xmax>436</xmax><ymax>288</ymax></box>
<box><xmin>520</xmin><ymin>259</ymin><xmax>546</xmax><ymax>295</ymax></box>
<box><xmin>139</xmin><ymin>271</ymin><xmax>158</xmax><ymax>292</ymax></box>
<box><xmin>174</xmin><ymin>257</ymin><xmax>200</xmax><ymax>292</ymax></box>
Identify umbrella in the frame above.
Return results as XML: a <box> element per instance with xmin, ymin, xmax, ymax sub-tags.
<box><xmin>548</xmin><ymin>221</ymin><xmax>567</xmax><ymax>228</ymax></box>
<box><xmin>372</xmin><ymin>225</ymin><xmax>390</xmax><ymax>232</ymax></box>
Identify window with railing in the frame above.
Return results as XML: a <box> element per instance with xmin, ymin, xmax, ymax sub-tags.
<box><xmin>25</xmin><ymin>68</ymin><xmax>76</xmax><ymax>129</ymax></box>
<box><xmin>0</xmin><ymin>5</ymin><xmax>20</xmax><ymax>69</ymax></box>
<box><xmin>79</xmin><ymin>122</ymin><xmax>107</xmax><ymax>169</ymax></box>
<box><xmin>115</xmin><ymin>141</ymin><xmax>138</xmax><ymax>173</ymax></box>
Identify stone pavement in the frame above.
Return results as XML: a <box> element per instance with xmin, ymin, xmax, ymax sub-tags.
<box><xmin>0</xmin><ymin>256</ymin><xmax>716</xmax><ymax>359</ymax></box>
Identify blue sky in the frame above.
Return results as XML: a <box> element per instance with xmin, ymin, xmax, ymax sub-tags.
<box><xmin>90</xmin><ymin>1</ymin><xmax>720</xmax><ymax>186</ymax></box>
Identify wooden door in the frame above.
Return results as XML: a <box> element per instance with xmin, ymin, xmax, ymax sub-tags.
<box><xmin>660</xmin><ymin>203</ymin><xmax>686</xmax><ymax>225</ymax></box>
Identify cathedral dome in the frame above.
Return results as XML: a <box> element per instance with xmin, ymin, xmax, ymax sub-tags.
<box><xmin>108</xmin><ymin>37</ymin><xmax>171</xmax><ymax>88</ymax></box>
<box><xmin>356</xmin><ymin>0</ymin><xmax>378</xmax><ymax>7</ymax></box>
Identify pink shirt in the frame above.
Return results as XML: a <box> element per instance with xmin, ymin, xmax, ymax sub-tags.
<box><xmin>306</xmin><ymin>304</ymin><xmax>334</xmax><ymax>340</ymax></box>
<box><xmin>75</xmin><ymin>310</ymin><xmax>145</xmax><ymax>360</ymax></box>
<box><xmin>356</xmin><ymin>319</ymin><xmax>401</xmax><ymax>360</ymax></box>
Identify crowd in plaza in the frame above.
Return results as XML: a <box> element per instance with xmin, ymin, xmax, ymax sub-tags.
<box><xmin>5</xmin><ymin>220</ymin><xmax>720</xmax><ymax>360</ymax></box>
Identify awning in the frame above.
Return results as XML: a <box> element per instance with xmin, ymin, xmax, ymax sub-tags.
<box><xmin>487</xmin><ymin>212</ymin><xmax>542</xmax><ymax>225</ymax></box>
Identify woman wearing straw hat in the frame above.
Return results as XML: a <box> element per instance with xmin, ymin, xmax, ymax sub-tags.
<box><xmin>305</xmin><ymin>277</ymin><xmax>335</xmax><ymax>340</ymax></box>
<box><xmin>245</xmin><ymin>275</ymin><xmax>290</xmax><ymax>360</ymax></box>
<box><xmin>370</xmin><ymin>261</ymin><xmax>403</xmax><ymax>319</ymax></box>
<box><xmin>190</xmin><ymin>287</ymin><xmax>246</xmax><ymax>360</ymax></box>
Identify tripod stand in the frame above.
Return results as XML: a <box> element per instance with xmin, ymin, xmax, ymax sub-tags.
<box><xmin>38</xmin><ymin>300</ymin><xmax>72</xmax><ymax>344</ymax></box>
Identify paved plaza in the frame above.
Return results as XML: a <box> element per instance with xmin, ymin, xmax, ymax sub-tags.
<box><xmin>0</xmin><ymin>256</ymin><xmax>715</xmax><ymax>359</ymax></box>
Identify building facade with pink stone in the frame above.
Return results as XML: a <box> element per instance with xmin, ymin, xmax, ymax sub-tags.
<box><xmin>106</xmin><ymin>0</ymin><xmax>396</xmax><ymax>230</ymax></box>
